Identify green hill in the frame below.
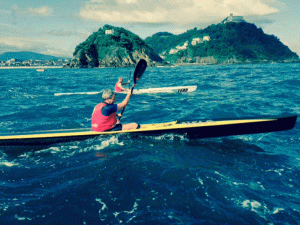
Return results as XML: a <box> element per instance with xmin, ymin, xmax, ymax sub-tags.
<box><xmin>70</xmin><ymin>25</ymin><xmax>163</xmax><ymax>68</ymax></box>
<box><xmin>145</xmin><ymin>22</ymin><xmax>299</xmax><ymax>64</ymax></box>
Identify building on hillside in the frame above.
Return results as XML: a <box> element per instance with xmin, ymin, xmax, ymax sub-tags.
<box><xmin>191</xmin><ymin>38</ymin><xmax>202</xmax><ymax>45</ymax></box>
<box><xmin>176</xmin><ymin>41</ymin><xmax>188</xmax><ymax>50</ymax></box>
<box><xmin>203</xmin><ymin>36</ymin><xmax>210</xmax><ymax>41</ymax></box>
<box><xmin>169</xmin><ymin>49</ymin><xmax>179</xmax><ymax>54</ymax></box>
<box><xmin>22</xmin><ymin>60</ymin><xmax>31</xmax><ymax>66</ymax></box>
<box><xmin>221</xmin><ymin>13</ymin><xmax>244</xmax><ymax>24</ymax></box>
<box><xmin>105</xmin><ymin>29</ymin><xmax>114</xmax><ymax>35</ymax></box>
<box><xmin>191</xmin><ymin>36</ymin><xmax>210</xmax><ymax>45</ymax></box>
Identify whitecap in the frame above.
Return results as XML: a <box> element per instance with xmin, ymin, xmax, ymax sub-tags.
<box><xmin>95</xmin><ymin>198</ymin><xmax>107</xmax><ymax>211</ymax></box>
<box><xmin>15</xmin><ymin>215</ymin><xmax>26</xmax><ymax>220</ymax></box>
<box><xmin>242</xmin><ymin>200</ymin><xmax>250</xmax><ymax>208</ymax></box>
<box><xmin>273</xmin><ymin>208</ymin><xmax>284</xmax><ymax>214</ymax></box>
<box><xmin>243</xmin><ymin>199</ymin><xmax>261</xmax><ymax>209</ymax></box>
<box><xmin>1</xmin><ymin>162</ymin><xmax>17</xmax><ymax>167</ymax></box>
<box><xmin>251</xmin><ymin>201</ymin><xmax>261</xmax><ymax>209</ymax></box>
<box><xmin>197</xmin><ymin>177</ymin><xmax>204</xmax><ymax>185</ymax></box>
<box><xmin>93</xmin><ymin>136</ymin><xmax>124</xmax><ymax>150</ymax></box>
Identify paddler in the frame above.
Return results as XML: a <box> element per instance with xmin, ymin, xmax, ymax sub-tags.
<box><xmin>92</xmin><ymin>89</ymin><xmax>139</xmax><ymax>132</ymax></box>
<box><xmin>115</xmin><ymin>77</ymin><xmax>131</xmax><ymax>93</ymax></box>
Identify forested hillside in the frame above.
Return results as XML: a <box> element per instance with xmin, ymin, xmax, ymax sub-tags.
<box><xmin>70</xmin><ymin>25</ymin><xmax>163</xmax><ymax>68</ymax></box>
<box><xmin>145</xmin><ymin>22</ymin><xmax>299</xmax><ymax>64</ymax></box>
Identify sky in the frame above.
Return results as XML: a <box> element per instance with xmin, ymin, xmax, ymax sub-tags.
<box><xmin>0</xmin><ymin>0</ymin><xmax>299</xmax><ymax>58</ymax></box>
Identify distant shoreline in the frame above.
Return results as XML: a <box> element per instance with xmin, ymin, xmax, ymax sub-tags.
<box><xmin>1</xmin><ymin>61</ymin><xmax>299</xmax><ymax>70</ymax></box>
<box><xmin>0</xmin><ymin>66</ymin><xmax>63</xmax><ymax>69</ymax></box>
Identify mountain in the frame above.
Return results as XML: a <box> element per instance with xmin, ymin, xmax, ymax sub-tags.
<box><xmin>69</xmin><ymin>25</ymin><xmax>163</xmax><ymax>68</ymax></box>
<box><xmin>0</xmin><ymin>51</ymin><xmax>60</xmax><ymax>61</ymax></box>
<box><xmin>145</xmin><ymin>22</ymin><xmax>299</xmax><ymax>64</ymax></box>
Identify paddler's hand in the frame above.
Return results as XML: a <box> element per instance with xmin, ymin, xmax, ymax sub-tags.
<box><xmin>117</xmin><ymin>113</ymin><xmax>122</xmax><ymax>118</ymax></box>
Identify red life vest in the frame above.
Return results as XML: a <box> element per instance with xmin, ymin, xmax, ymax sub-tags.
<box><xmin>92</xmin><ymin>103</ymin><xmax>117</xmax><ymax>132</ymax></box>
<box><xmin>115</xmin><ymin>81</ymin><xmax>122</xmax><ymax>92</ymax></box>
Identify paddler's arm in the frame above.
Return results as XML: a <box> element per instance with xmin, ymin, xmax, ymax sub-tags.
<box><xmin>117</xmin><ymin>91</ymin><xmax>132</xmax><ymax>111</ymax></box>
<box><xmin>122</xmin><ymin>80</ymin><xmax>131</xmax><ymax>85</ymax></box>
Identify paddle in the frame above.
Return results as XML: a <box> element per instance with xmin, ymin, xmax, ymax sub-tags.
<box><xmin>128</xmin><ymin>72</ymin><xmax>131</xmax><ymax>89</ymax></box>
<box><xmin>118</xmin><ymin>59</ymin><xmax>147</xmax><ymax>121</ymax></box>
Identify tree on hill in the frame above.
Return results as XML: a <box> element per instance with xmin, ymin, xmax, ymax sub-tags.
<box><xmin>144</xmin><ymin>32</ymin><xmax>174</xmax><ymax>54</ymax></box>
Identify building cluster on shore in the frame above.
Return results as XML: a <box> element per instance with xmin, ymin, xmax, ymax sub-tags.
<box><xmin>0</xmin><ymin>58</ymin><xmax>70</xmax><ymax>68</ymax></box>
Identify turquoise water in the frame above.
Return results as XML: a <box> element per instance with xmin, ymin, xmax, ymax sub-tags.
<box><xmin>0</xmin><ymin>63</ymin><xmax>300</xmax><ymax>224</ymax></box>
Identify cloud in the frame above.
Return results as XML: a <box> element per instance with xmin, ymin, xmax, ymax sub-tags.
<box><xmin>246</xmin><ymin>16</ymin><xmax>276</xmax><ymax>25</ymax></box>
<box><xmin>79</xmin><ymin>0</ymin><xmax>280</xmax><ymax>25</ymax></box>
<box><xmin>12</xmin><ymin>5</ymin><xmax>53</xmax><ymax>17</ymax></box>
<box><xmin>0</xmin><ymin>37</ymin><xmax>35</xmax><ymax>55</ymax></box>
<box><xmin>0</xmin><ymin>9</ymin><xmax>11</xmax><ymax>15</ymax></box>
<box><xmin>38</xmin><ymin>48</ymin><xmax>72</xmax><ymax>58</ymax></box>
<box><xmin>0</xmin><ymin>37</ymin><xmax>68</xmax><ymax>57</ymax></box>
<box><xmin>0</xmin><ymin>37</ymin><xmax>30</xmax><ymax>49</ymax></box>
<box><xmin>48</xmin><ymin>30</ymin><xmax>89</xmax><ymax>37</ymax></box>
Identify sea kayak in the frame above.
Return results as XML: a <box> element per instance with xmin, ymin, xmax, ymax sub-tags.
<box><xmin>54</xmin><ymin>86</ymin><xmax>197</xmax><ymax>96</ymax></box>
<box><xmin>0</xmin><ymin>115</ymin><xmax>297</xmax><ymax>146</ymax></box>
<box><xmin>118</xmin><ymin>85</ymin><xmax>197</xmax><ymax>94</ymax></box>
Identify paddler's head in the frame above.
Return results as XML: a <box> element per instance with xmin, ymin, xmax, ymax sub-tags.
<box><xmin>118</xmin><ymin>77</ymin><xmax>123</xmax><ymax>82</ymax></box>
<box><xmin>102</xmin><ymin>89</ymin><xmax>116</xmax><ymax>104</ymax></box>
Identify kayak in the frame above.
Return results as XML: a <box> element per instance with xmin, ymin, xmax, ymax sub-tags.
<box><xmin>118</xmin><ymin>86</ymin><xmax>197</xmax><ymax>94</ymax></box>
<box><xmin>54</xmin><ymin>86</ymin><xmax>197</xmax><ymax>96</ymax></box>
<box><xmin>0</xmin><ymin>115</ymin><xmax>296</xmax><ymax>146</ymax></box>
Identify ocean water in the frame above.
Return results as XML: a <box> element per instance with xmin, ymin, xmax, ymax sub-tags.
<box><xmin>0</xmin><ymin>63</ymin><xmax>299</xmax><ymax>224</ymax></box>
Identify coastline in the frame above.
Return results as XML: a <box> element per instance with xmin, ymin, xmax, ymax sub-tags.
<box><xmin>0</xmin><ymin>66</ymin><xmax>63</xmax><ymax>70</ymax></box>
<box><xmin>174</xmin><ymin>60</ymin><xmax>300</xmax><ymax>66</ymax></box>
<box><xmin>1</xmin><ymin>61</ymin><xmax>299</xmax><ymax>70</ymax></box>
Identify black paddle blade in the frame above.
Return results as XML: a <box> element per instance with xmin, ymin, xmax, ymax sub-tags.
<box><xmin>119</xmin><ymin>59</ymin><xmax>147</xmax><ymax>120</ymax></box>
<box><xmin>134</xmin><ymin>59</ymin><xmax>147</xmax><ymax>84</ymax></box>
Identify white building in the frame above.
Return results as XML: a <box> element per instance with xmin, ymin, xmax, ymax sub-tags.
<box><xmin>191</xmin><ymin>36</ymin><xmax>210</xmax><ymax>45</ymax></box>
<box><xmin>203</xmin><ymin>36</ymin><xmax>210</xmax><ymax>41</ymax></box>
<box><xmin>169</xmin><ymin>37</ymin><xmax>210</xmax><ymax>54</ymax></box>
<box><xmin>222</xmin><ymin>14</ymin><xmax>244</xmax><ymax>23</ymax></box>
<box><xmin>176</xmin><ymin>41</ymin><xmax>188</xmax><ymax>50</ymax></box>
<box><xmin>169</xmin><ymin>49</ymin><xmax>179</xmax><ymax>54</ymax></box>
<box><xmin>105</xmin><ymin>29</ymin><xmax>114</xmax><ymax>35</ymax></box>
<box><xmin>192</xmin><ymin>38</ymin><xmax>202</xmax><ymax>45</ymax></box>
